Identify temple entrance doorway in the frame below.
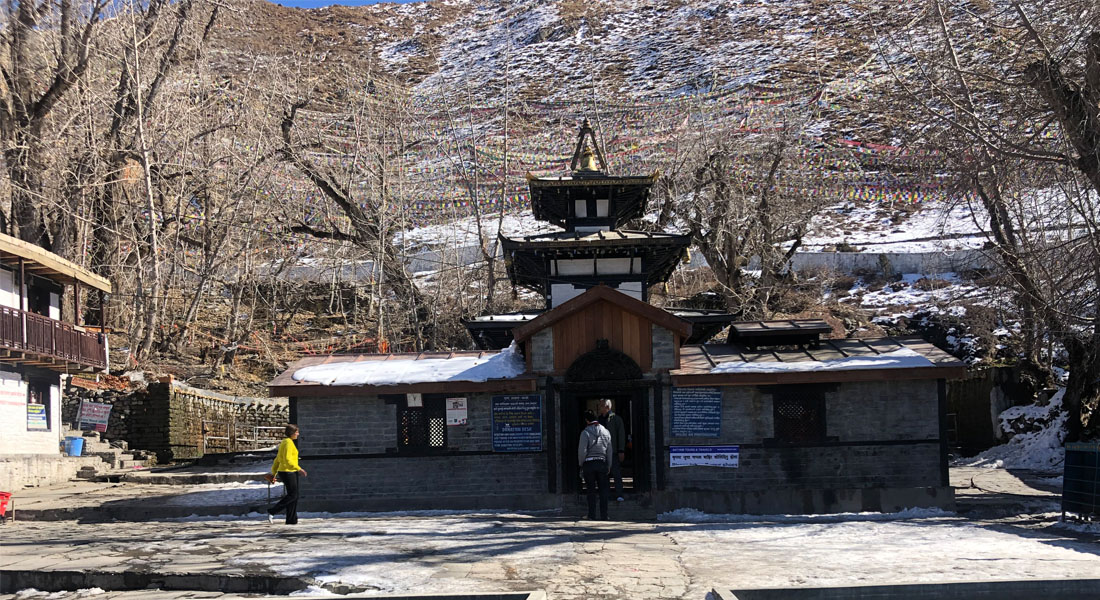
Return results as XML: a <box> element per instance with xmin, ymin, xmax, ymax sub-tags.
<box><xmin>559</xmin><ymin>387</ymin><xmax>649</xmax><ymax>495</ymax></box>
<box><xmin>558</xmin><ymin>341</ymin><xmax>650</xmax><ymax>495</ymax></box>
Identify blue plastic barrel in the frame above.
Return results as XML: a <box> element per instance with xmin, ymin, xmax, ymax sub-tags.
<box><xmin>64</xmin><ymin>436</ymin><xmax>84</xmax><ymax>457</ymax></box>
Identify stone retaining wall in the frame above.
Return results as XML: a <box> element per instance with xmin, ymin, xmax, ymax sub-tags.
<box><xmin>62</xmin><ymin>380</ymin><xmax>288</xmax><ymax>463</ymax></box>
<box><xmin>0</xmin><ymin>454</ymin><xmax>103</xmax><ymax>491</ymax></box>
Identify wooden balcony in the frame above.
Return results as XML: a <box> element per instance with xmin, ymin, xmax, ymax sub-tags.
<box><xmin>0</xmin><ymin>305</ymin><xmax>107</xmax><ymax>372</ymax></box>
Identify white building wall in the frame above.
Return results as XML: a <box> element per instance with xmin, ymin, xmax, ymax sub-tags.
<box><xmin>550</xmin><ymin>280</ymin><xmax>644</xmax><ymax>307</ymax></box>
<box><xmin>49</xmin><ymin>291</ymin><xmax>60</xmax><ymax>320</ymax></box>
<box><xmin>0</xmin><ymin>369</ymin><xmax>63</xmax><ymax>455</ymax></box>
<box><xmin>0</xmin><ymin>268</ymin><xmax>17</xmax><ymax>310</ymax></box>
<box><xmin>550</xmin><ymin>283</ymin><xmax>586</xmax><ymax>307</ymax></box>
<box><xmin>617</xmin><ymin>281</ymin><xmax>643</xmax><ymax>299</ymax></box>
<box><xmin>553</xmin><ymin>257</ymin><xmax>642</xmax><ymax>276</ymax></box>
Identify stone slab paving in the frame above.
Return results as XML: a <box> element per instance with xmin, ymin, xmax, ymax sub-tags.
<box><xmin>0</xmin><ymin>467</ymin><xmax>1094</xmax><ymax>600</ymax></box>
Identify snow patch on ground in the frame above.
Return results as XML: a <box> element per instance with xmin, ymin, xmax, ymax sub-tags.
<box><xmin>956</xmin><ymin>389</ymin><xmax>1067</xmax><ymax>471</ymax></box>
<box><xmin>14</xmin><ymin>590</ymin><xmax>105</xmax><ymax>599</ymax></box>
<box><xmin>1053</xmin><ymin>519</ymin><xmax>1100</xmax><ymax>535</ymax></box>
<box><xmin>224</xmin><ymin>515</ymin><xmax>575</xmax><ymax>595</ymax></box>
<box><xmin>659</xmin><ymin>506</ymin><xmax>953</xmax><ymax>523</ymax></box>
<box><xmin>162</xmin><ymin>481</ymin><xmax>278</xmax><ymax>507</ymax></box>
<box><xmin>669</xmin><ymin>516</ymin><xmax>1099</xmax><ymax>587</ymax></box>
<box><xmin>290</xmin><ymin>586</ymin><xmax>339</xmax><ymax>597</ymax></box>
<box><xmin>802</xmin><ymin>200</ymin><xmax>986</xmax><ymax>252</ymax></box>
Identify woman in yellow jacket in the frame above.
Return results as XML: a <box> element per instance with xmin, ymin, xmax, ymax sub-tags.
<box><xmin>266</xmin><ymin>424</ymin><xmax>307</xmax><ymax>524</ymax></box>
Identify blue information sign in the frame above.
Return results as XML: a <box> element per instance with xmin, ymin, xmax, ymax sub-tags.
<box><xmin>670</xmin><ymin>386</ymin><xmax>722</xmax><ymax>437</ymax></box>
<box><xmin>492</xmin><ymin>395</ymin><xmax>543</xmax><ymax>452</ymax></box>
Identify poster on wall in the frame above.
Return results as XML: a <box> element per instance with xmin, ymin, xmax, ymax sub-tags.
<box><xmin>27</xmin><ymin>403</ymin><xmax>48</xmax><ymax>431</ymax></box>
<box><xmin>446</xmin><ymin>397</ymin><xmax>468</xmax><ymax>426</ymax></box>
<box><xmin>78</xmin><ymin>401</ymin><xmax>113</xmax><ymax>432</ymax></box>
<box><xmin>670</xmin><ymin>445</ymin><xmax>739</xmax><ymax>468</ymax></box>
<box><xmin>670</xmin><ymin>386</ymin><xmax>722</xmax><ymax>437</ymax></box>
<box><xmin>491</xmin><ymin>395</ymin><xmax>542</xmax><ymax>452</ymax></box>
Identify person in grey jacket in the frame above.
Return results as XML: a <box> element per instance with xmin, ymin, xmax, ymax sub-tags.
<box><xmin>578</xmin><ymin>409</ymin><xmax>613</xmax><ymax>520</ymax></box>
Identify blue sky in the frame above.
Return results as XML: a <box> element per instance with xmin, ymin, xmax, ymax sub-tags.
<box><xmin>268</xmin><ymin>0</ymin><xmax>423</xmax><ymax>7</ymax></box>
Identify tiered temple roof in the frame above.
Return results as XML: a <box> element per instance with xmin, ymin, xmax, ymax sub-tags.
<box><xmin>466</xmin><ymin>119</ymin><xmax>734</xmax><ymax>349</ymax></box>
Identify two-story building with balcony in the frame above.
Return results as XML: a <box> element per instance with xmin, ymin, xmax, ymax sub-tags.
<box><xmin>0</xmin><ymin>232</ymin><xmax>111</xmax><ymax>488</ymax></box>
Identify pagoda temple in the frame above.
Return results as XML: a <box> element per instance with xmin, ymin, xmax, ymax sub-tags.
<box><xmin>269</xmin><ymin>119</ymin><xmax>965</xmax><ymax>518</ymax></box>
<box><xmin>465</xmin><ymin>120</ymin><xmax>735</xmax><ymax>350</ymax></box>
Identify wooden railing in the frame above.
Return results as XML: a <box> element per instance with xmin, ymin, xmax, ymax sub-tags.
<box><xmin>0</xmin><ymin>305</ymin><xmax>107</xmax><ymax>370</ymax></box>
<box><xmin>201</xmin><ymin>419</ymin><xmax>284</xmax><ymax>454</ymax></box>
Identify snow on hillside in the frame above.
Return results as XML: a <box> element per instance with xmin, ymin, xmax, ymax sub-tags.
<box><xmin>375</xmin><ymin>0</ymin><xmax>907</xmax><ymax>102</ymax></box>
<box><xmin>399</xmin><ymin>195</ymin><xmax>990</xmax><ymax>258</ymax></box>
<box><xmin>801</xmin><ymin>200</ymin><xmax>986</xmax><ymax>252</ymax></box>
<box><xmin>395</xmin><ymin>211</ymin><xmax>557</xmax><ymax>252</ymax></box>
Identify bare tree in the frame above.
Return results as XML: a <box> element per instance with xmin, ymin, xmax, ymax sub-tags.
<box><xmin>278</xmin><ymin>67</ymin><xmax>439</xmax><ymax>350</ymax></box>
<box><xmin>672</xmin><ymin>107</ymin><xmax>827</xmax><ymax>319</ymax></box>
<box><xmin>0</xmin><ymin>0</ymin><xmax>107</xmax><ymax>248</ymax></box>
<box><xmin>880</xmin><ymin>0</ymin><xmax>1100</xmax><ymax>438</ymax></box>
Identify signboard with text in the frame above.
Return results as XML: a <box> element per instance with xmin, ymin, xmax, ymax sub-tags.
<box><xmin>491</xmin><ymin>395</ymin><xmax>542</xmax><ymax>452</ymax></box>
<box><xmin>670</xmin><ymin>445</ymin><xmax>739</xmax><ymax>468</ymax></box>
<box><xmin>670</xmin><ymin>386</ymin><xmax>722</xmax><ymax>437</ymax></box>
<box><xmin>27</xmin><ymin>403</ymin><xmax>48</xmax><ymax>431</ymax></box>
<box><xmin>79</xmin><ymin>401</ymin><xmax>113</xmax><ymax>432</ymax></box>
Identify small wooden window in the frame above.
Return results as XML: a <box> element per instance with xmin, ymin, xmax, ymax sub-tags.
<box><xmin>773</xmin><ymin>392</ymin><xmax>825</xmax><ymax>444</ymax></box>
<box><xmin>398</xmin><ymin>397</ymin><xmax>446</xmax><ymax>453</ymax></box>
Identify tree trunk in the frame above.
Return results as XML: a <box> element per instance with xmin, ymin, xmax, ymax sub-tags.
<box><xmin>6</xmin><ymin>131</ymin><xmax>51</xmax><ymax>247</ymax></box>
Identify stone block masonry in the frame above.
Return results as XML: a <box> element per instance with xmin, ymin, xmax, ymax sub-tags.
<box><xmin>302</xmin><ymin>453</ymin><xmax>552</xmax><ymax>512</ymax></box>
<box><xmin>530</xmin><ymin>329</ymin><xmax>554</xmax><ymax>373</ymax></box>
<box><xmin>296</xmin><ymin>392</ymin><xmax>554</xmax><ymax>511</ymax></box>
<box><xmin>651</xmin><ymin>324</ymin><xmax>676</xmax><ymax>370</ymax></box>
<box><xmin>63</xmin><ymin>380</ymin><xmax>288</xmax><ymax>463</ymax></box>
<box><xmin>659</xmin><ymin>379</ymin><xmax>951</xmax><ymax>514</ymax></box>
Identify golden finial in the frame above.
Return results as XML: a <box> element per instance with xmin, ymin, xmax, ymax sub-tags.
<box><xmin>578</xmin><ymin>146</ymin><xmax>599</xmax><ymax>172</ymax></box>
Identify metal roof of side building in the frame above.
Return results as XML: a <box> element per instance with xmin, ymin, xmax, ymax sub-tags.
<box><xmin>269</xmin><ymin>335</ymin><xmax>965</xmax><ymax>398</ymax></box>
<box><xmin>673</xmin><ymin>336</ymin><xmax>967</xmax><ymax>385</ymax></box>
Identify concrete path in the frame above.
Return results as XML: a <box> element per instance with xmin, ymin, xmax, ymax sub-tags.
<box><xmin>951</xmin><ymin>466</ymin><xmax>1063</xmax><ymax>517</ymax></box>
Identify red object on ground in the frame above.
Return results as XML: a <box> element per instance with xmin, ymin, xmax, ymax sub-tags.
<box><xmin>0</xmin><ymin>491</ymin><xmax>11</xmax><ymax>518</ymax></box>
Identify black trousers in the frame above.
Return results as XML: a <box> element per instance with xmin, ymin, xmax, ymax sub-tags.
<box><xmin>610</xmin><ymin>451</ymin><xmax>623</xmax><ymax>498</ymax></box>
<box><xmin>582</xmin><ymin>460</ymin><xmax>609</xmax><ymax>520</ymax></box>
<box><xmin>269</xmin><ymin>471</ymin><xmax>299</xmax><ymax>524</ymax></box>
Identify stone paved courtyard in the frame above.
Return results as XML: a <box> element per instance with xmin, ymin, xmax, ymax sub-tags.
<box><xmin>0</xmin><ymin>467</ymin><xmax>1096</xmax><ymax>600</ymax></box>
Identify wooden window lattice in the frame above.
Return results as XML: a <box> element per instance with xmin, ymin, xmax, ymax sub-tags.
<box><xmin>774</xmin><ymin>395</ymin><xmax>825</xmax><ymax>443</ymax></box>
<box><xmin>401</xmin><ymin>409</ymin><xmax>429</xmax><ymax>447</ymax></box>
<box><xmin>399</xmin><ymin>399</ymin><xmax>447</xmax><ymax>451</ymax></box>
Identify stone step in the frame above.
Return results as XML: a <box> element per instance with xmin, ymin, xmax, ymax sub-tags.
<box><xmin>561</xmin><ymin>492</ymin><xmax>657</xmax><ymax>520</ymax></box>
<box><xmin>116</xmin><ymin>459</ymin><xmax>146</xmax><ymax>470</ymax></box>
<box><xmin>86</xmin><ymin>451</ymin><xmax>132</xmax><ymax>468</ymax></box>
<box><xmin>0</xmin><ymin>569</ymin><xmax>314</xmax><ymax>596</ymax></box>
<box><xmin>118</xmin><ymin>471</ymin><xmax>264</xmax><ymax>485</ymax></box>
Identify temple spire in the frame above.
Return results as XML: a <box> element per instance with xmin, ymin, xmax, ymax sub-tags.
<box><xmin>569</xmin><ymin>118</ymin><xmax>608</xmax><ymax>174</ymax></box>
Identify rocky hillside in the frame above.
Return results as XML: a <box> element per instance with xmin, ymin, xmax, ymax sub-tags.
<box><xmin>212</xmin><ymin>0</ymin><xmax>928</xmax><ymax>136</ymax></box>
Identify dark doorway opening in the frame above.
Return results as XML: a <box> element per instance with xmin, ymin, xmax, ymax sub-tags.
<box><xmin>559</xmin><ymin>385</ymin><xmax>649</xmax><ymax>495</ymax></box>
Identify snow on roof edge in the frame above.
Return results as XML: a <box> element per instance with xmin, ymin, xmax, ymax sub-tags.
<box><xmin>291</xmin><ymin>343</ymin><xmax>526</xmax><ymax>387</ymax></box>
<box><xmin>710</xmin><ymin>348</ymin><xmax>935</xmax><ymax>374</ymax></box>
